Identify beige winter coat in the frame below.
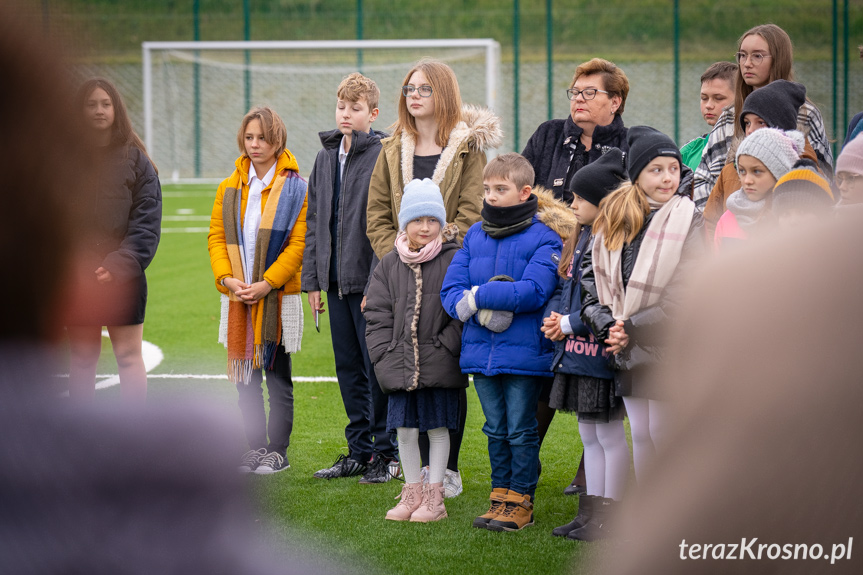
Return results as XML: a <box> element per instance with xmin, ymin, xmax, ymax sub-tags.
<box><xmin>366</xmin><ymin>104</ymin><xmax>503</xmax><ymax>260</ymax></box>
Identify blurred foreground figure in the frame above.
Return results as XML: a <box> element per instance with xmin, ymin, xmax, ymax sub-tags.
<box><xmin>0</xmin><ymin>405</ymin><xmax>352</xmax><ymax>575</ymax></box>
<box><xmin>0</xmin><ymin>9</ymin><xmax>352</xmax><ymax>575</ymax></box>
<box><xmin>589</xmin><ymin>214</ymin><xmax>863</xmax><ymax>574</ymax></box>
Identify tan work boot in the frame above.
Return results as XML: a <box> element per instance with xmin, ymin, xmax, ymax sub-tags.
<box><xmin>410</xmin><ymin>482</ymin><xmax>447</xmax><ymax>522</ymax></box>
<box><xmin>472</xmin><ymin>488</ymin><xmax>509</xmax><ymax>529</ymax></box>
<box><xmin>385</xmin><ymin>482</ymin><xmax>423</xmax><ymax>521</ymax></box>
<box><xmin>487</xmin><ymin>491</ymin><xmax>534</xmax><ymax>532</ymax></box>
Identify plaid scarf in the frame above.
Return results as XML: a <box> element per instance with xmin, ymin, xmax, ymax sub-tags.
<box><xmin>592</xmin><ymin>195</ymin><xmax>694</xmax><ymax>321</ymax></box>
<box><xmin>693</xmin><ymin>102</ymin><xmax>834</xmax><ymax>209</ymax></box>
<box><xmin>222</xmin><ymin>166</ymin><xmax>306</xmax><ymax>383</ymax></box>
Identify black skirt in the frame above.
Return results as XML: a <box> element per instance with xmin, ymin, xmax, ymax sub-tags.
<box><xmin>386</xmin><ymin>387</ymin><xmax>461</xmax><ymax>433</ymax></box>
<box><xmin>65</xmin><ymin>274</ymin><xmax>147</xmax><ymax>326</ymax></box>
<box><xmin>549</xmin><ymin>373</ymin><xmax>624</xmax><ymax>423</ymax></box>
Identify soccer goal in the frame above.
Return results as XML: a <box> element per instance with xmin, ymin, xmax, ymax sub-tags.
<box><xmin>142</xmin><ymin>39</ymin><xmax>501</xmax><ymax>181</ymax></box>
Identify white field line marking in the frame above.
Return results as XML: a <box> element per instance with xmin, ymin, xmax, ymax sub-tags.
<box><xmin>86</xmin><ymin>333</ymin><xmax>336</xmax><ymax>388</ymax></box>
<box><xmin>161</xmin><ymin>227</ymin><xmax>210</xmax><ymax>233</ymax></box>
<box><xmin>163</xmin><ymin>215</ymin><xmax>210</xmax><ymax>221</ymax></box>
<box><xmin>95</xmin><ymin>330</ymin><xmax>164</xmax><ymax>390</ymax></box>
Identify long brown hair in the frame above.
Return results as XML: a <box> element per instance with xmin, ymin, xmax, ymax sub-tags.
<box><xmin>391</xmin><ymin>58</ymin><xmax>462</xmax><ymax>148</ymax></box>
<box><xmin>558</xmin><ymin>223</ymin><xmax>583</xmax><ymax>278</ymax></box>
<box><xmin>592</xmin><ymin>181</ymin><xmax>651</xmax><ymax>251</ymax></box>
<box><xmin>77</xmin><ymin>77</ymin><xmax>158</xmax><ymax>173</ymax></box>
<box><xmin>733</xmin><ymin>24</ymin><xmax>795</xmax><ymax>140</ymax></box>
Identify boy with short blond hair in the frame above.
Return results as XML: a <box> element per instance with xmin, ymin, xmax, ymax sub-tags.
<box><xmin>441</xmin><ymin>152</ymin><xmax>569</xmax><ymax>531</ymax></box>
<box><xmin>302</xmin><ymin>72</ymin><xmax>398</xmax><ymax>483</ymax></box>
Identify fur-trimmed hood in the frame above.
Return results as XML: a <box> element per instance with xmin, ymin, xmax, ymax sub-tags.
<box><xmin>534</xmin><ymin>186</ymin><xmax>578</xmax><ymax>242</ymax></box>
<box><xmin>396</xmin><ymin>104</ymin><xmax>503</xmax><ymax>185</ymax></box>
<box><xmin>459</xmin><ymin>104</ymin><xmax>504</xmax><ymax>153</ymax></box>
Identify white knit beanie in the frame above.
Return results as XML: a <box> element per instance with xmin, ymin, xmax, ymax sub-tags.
<box><xmin>398</xmin><ymin>178</ymin><xmax>446</xmax><ymax>230</ymax></box>
<box><xmin>736</xmin><ymin>128</ymin><xmax>806</xmax><ymax>181</ymax></box>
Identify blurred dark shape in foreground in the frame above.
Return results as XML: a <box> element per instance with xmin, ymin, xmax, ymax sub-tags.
<box><xmin>587</xmin><ymin>212</ymin><xmax>863</xmax><ymax>574</ymax></box>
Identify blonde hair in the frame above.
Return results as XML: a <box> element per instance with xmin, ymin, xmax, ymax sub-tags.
<box><xmin>592</xmin><ymin>181</ymin><xmax>651</xmax><ymax>251</ymax></box>
<box><xmin>392</xmin><ymin>59</ymin><xmax>462</xmax><ymax>148</ymax></box>
<box><xmin>236</xmin><ymin>107</ymin><xmax>287</xmax><ymax>159</ymax></box>
<box><xmin>571</xmin><ymin>58</ymin><xmax>630</xmax><ymax>115</ymax></box>
<box><xmin>337</xmin><ymin>72</ymin><xmax>380</xmax><ymax>110</ymax></box>
<box><xmin>482</xmin><ymin>152</ymin><xmax>535</xmax><ymax>190</ymax></box>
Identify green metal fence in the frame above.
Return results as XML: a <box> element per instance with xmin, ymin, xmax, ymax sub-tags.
<box><xmin>36</xmin><ymin>0</ymin><xmax>863</xmax><ymax>177</ymax></box>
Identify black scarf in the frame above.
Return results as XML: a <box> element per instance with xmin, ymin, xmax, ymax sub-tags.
<box><xmin>481</xmin><ymin>194</ymin><xmax>538</xmax><ymax>238</ymax></box>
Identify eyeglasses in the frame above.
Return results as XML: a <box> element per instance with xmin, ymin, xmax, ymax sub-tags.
<box><xmin>736</xmin><ymin>51</ymin><xmax>772</xmax><ymax>66</ymax></box>
<box><xmin>566</xmin><ymin>88</ymin><xmax>609</xmax><ymax>101</ymax></box>
<box><xmin>836</xmin><ymin>172</ymin><xmax>863</xmax><ymax>186</ymax></box>
<box><xmin>402</xmin><ymin>85</ymin><xmax>433</xmax><ymax>97</ymax></box>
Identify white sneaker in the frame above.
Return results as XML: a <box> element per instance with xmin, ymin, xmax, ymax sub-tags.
<box><xmin>443</xmin><ymin>468</ymin><xmax>463</xmax><ymax>498</ymax></box>
<box><xmin>419</xmin><ymin>465</ymin><xmax>430</xmax><ymax>484</ymax></box>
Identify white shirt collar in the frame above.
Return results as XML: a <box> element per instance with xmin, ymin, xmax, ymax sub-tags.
<box><xmin>338</xmin><ymin>136</ymin><xmax>349</xmax><ymax>165</ymax></box>
<box><xmin>249</xmin><ymin>161</ymin><xmax>277</xmax><ymax>188</ymax></box>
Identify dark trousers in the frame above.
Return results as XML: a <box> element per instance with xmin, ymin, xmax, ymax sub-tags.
<box><xmin>327</xmin><ymin>288</ymin><xmax>396</xmax><ymax>462</ymax></box>
<box><xmin>236</xmin><ymin>351</ymin><xmax>294</xmax><ymax>457</ymax></box>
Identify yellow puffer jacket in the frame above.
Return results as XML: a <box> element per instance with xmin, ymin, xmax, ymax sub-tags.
<box><xmin>208</xmin><ymin>150</ymin><xmax>307</xmax><ymax>296</ymax></box>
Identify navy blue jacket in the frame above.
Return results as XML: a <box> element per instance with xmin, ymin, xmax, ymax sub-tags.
<box><xmin>301</xmin><ymin>128</ymin><xmax>386</xmax><ymax>295</ymax></box>
<box><xmin>545</xmin><ymin>225</ymin><xmax>614</xmax><ymax>379</ymax></box>
<box><xmin>441</xmin><ymin>217</ymin><xmax>562</xmax><ymax>377</ymax></box>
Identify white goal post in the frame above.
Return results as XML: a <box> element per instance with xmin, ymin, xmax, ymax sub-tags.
<box><xmin>142</xmin><ymin>39</ymin><xmax>500</xmax><ymax>181</ymax></box>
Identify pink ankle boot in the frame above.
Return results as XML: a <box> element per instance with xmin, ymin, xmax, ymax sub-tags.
<box><xmin>385</xmin><ymin>482</ymin><xmax>423</xmax><ymax>521</ymax></box>
<box><xmin>410</xmin><ymin>482</ymin><xmax>447</xmax><ymax>522</ymax></box>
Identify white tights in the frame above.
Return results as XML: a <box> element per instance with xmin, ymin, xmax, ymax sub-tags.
<box><xmin>622</xmin><ymin>396</ymin><xmax>670</xmax><ymax>482</ymax></box>
<box><xmin>578</xmin><ymin>419</ymin><xmax>630</xmax><ymax>501</ymax></box>
<box><xmin>397</xmin><ymin>427</ymin><xmax>450</xmax><ymax>484</ymax></box>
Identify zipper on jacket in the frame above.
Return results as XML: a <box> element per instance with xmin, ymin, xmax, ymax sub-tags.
<box><xmin>485</xmin><ymin>237</ymin><xmax>503</xmax><ymax>372</ymax></box>
<box><xmin>336</xmin><ymin>146</ymin><xmax>355</xmax><ymax>300</ymax></box>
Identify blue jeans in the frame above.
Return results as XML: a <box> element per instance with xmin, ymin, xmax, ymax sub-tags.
<box><xmin>473</xmin><ymin>374</ymin><xmax>542</xmax><ymax>498</ymax></box>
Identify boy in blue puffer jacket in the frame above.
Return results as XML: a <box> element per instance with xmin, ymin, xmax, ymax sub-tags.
<box><xmin>441</xmin><ymin>152</ymin><xmax>571</xmax><ymax>532</ymax></box>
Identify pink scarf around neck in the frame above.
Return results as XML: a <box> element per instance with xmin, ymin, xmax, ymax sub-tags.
<box><xmin>395</xmin><ymin>231</ymin><xmax>442</xmax><ymax>264</ymax></box>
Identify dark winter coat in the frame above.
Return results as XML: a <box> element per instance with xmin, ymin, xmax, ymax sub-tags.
<box><xmin>522</xmin><ymin>114</ymin><xmax>629</xmax><ymax>204</ymax></box>
<box><xmin>364</xmin><ymin>238</ymin><xmax>467</xmax><ymax>393</ymax></box>
<box><xmin>441</xmin><ymin>192</ymin><xmax>574</xmax><ymax>377</ymax></box>
<box><xmin>580</xmin><ymin>171</ymin><xmax>704</xmax><ymax>375</ymax></box>
<box><xmin>545</xmin><ymin>225</ymin><xmax>614</xmax><ymax>379</ymax></box>
<box><xmin>69</xmin><ymin>145</ymin><xmax>161</xmax><ymax>326</ymax></box>
<box><xmin>301</xmin><ymin>128</ymin><xmax>386</xmax><ymax>296</ymax></box>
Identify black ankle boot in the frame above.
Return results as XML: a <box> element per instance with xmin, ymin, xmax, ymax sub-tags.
<box><xmin>552</xmin><ymin>494</ymin><xmax>596</xmax><ymax>537</ymax></box>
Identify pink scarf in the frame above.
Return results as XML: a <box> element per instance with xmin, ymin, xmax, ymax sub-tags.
<box><xmin>395</xmin><ymin>231</ymin><xmax>442</xmax><ymax>264</ymax></box>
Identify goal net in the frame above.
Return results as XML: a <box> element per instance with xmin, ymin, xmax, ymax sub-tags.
<box><xmin>142</xmin><ymin>39</ymin><xmax>500</xmax><ymax>181</ymax></box>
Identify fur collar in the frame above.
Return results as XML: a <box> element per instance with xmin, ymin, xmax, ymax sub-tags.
<box><xmin>399</xmin><ymin>104</ymin><xmax>503</xmax><ymax>185</ymax></box>
<box><xmin>534</xmin><ymin>186</ymin><xmax>578</xmax><ymax>242</ymax></box>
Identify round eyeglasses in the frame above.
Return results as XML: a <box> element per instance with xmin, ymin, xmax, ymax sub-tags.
<box><xmin>736</xmin><ymin>51</ymin><xmax>772</xmax><ymax>66</ymax></box>
<box><xmin>402</xmin><ymin>85</ymin><xmax>433</xmax><ymax>97</ymax></box>
<box><xmin>566</xmin><ymin>88</ymin><xmax>609</xmax><ymax>101</ymax></box>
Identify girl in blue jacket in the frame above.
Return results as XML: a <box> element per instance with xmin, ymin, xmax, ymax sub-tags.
<box><xmin>541</xmin><ymin>150</ymin><xmax>629</xmax><ymax>542</ymax></box>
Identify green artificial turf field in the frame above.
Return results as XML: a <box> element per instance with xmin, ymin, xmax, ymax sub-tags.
<box><xmin>88</xmin><ymin>182</ymin><xmax>629</xmax><ymax>574</ymax></box>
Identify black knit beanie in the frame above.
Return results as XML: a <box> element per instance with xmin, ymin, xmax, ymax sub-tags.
<box><xmin>739</xmin><ymin>80</ymin><xmax>806</xmax><ymax>131</ymax></box>
<box><xmin>568</xmin><ymin>147</ymin><xmax>627</xmax><ymax>206</ymax></box>
<box><xmin>626</xmin><ymin>126</ymin><xmax>682</xmax><ymax>183</ymax></box>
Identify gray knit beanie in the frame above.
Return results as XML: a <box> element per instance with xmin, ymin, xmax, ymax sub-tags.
<box><xmin>736</xmin><ymin>128</ymin><xmax>805</xmax><ymax>180</ymax></box>
<box><xmin>398</xmin><ymin>178</ymin><xmax>446</xmax><ymax>230</ymax></box>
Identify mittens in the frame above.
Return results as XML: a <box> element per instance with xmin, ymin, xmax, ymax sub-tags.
<box><xmin>455</xmin><ymin>286</ymin><xmax>479</xmax><ymax>322</ymax></box>
<box><xmin>477</xmin><ymin>308</ymin><xmax>513</xmax><ymax>332</ymax></box>
<box><xmin>476</xmin><ymin>274</ymin><xmax>515</xmax><ymax>332</ymax></box>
